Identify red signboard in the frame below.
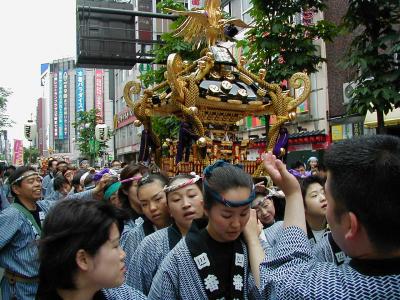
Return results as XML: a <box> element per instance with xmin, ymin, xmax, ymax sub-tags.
<box><xmin>95</xmin><ymin>70</ymin><xmax>104</xmax><ymax>123</ymax></box>
<box><xmin>116</xmin><ymin>108</ymin><xmax>136</xmax><ymax>129</ymax></box>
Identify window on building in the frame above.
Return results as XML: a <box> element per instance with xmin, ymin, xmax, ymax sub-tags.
<box><xmin>241</xmin><ymin>0</ymin><xmax>253</xmax><ymax>24</ymax></box>
<box><xmin>223</xmin><ymin>3</ymin><xmax>231</xmax><ymax>15</ymax></box>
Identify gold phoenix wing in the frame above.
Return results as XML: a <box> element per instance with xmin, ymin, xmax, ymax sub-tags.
<box><xmin>166</xmin><ymin>0</ymin><xmax>250</xmax><ymax>48</ymax></box>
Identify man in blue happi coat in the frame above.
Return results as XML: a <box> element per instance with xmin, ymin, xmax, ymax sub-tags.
<box><xmin>246</xmin><ymin>135</ymin><xmax>400</xmax><ymax>299</ymax></box>
<box><xmin>0</xmin><ymin>166</ymin><xmax>111</xmax><ymax>300</ymax></box>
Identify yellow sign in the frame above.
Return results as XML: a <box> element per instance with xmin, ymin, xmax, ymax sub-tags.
<box><xmin>331</xmin><ymin>125</ymin><xmax>343</xmax><ymax>141</ymax></box>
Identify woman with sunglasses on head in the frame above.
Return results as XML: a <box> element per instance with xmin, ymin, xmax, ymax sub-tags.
<box><xmin>126</xmin><ymin>173</ymin><xmax>204</xmax><ymax>295</ymax></box>
<box><xmin>36</xmin><ymin>200</ymin><xmax>146</xmax><ymax>300</ymax></box>
<box><xmin>122</xmin><ymin>173</ymin><xmax>172</xmax><ymax>270</ymax></box>
<box><xmin>148</xmin><ymin>160</ymin><xmax>260</xmax><ymax>299</ymax></box>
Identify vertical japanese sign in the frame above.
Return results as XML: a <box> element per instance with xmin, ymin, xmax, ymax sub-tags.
<box><xmin>95</xmin><ymin>70</ymin><xmax>104</xmax><ymax>123</ymax></box>
<box><xmin>63</xmin><ymin>71</ymin><xmax>69</xmax><ymax>139</ymax></box>
<box><xmin>53</xmin><ymin>73</ymin><xmax>59</xmax><ymax>139</ymax></box>
<box><xmin>58</xmin><ymin>70</ymin><xmax>64</xmax><ymax>139</ymax></box>
<box><xmin>13</xmin><ymin>140</ymin><xmax>24</xmax><ymax>166</ymax></box>
<box><xmin>75</xmin><ymin>68</ymin><xmax>85</xmax><ymax>118</ymax></box>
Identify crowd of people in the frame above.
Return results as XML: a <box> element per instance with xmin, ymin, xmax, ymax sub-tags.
<box><xmin>0</xmin><ymin>134</ymin><xmax>399</xmax><ymax>299</ymax></box>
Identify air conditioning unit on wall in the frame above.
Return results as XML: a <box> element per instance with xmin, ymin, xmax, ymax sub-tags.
<box><xmin>343</xmin><ymin>82</ymin><xmax>356</xmax><ymax>105</ymax></box>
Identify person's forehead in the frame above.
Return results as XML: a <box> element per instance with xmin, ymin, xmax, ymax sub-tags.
<box><xmin>168</xmin><ymin>182</ymin><xmax>200</xmax><ymax>196</ymax></box>
<box><xmin>307</xmin><ymin>182</ymin><xmax>323</xmax><ymax>192</ymax></box>
<box><xmin>217</xmin><ymin>203</ymin><xmax>250</xmax><ymax>213</ymax></box>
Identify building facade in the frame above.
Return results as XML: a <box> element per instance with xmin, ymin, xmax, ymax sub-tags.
<box><xmin>46</xmin><ymin>58</ymin><xmax>114</xmax><ymax>163</ymax></box>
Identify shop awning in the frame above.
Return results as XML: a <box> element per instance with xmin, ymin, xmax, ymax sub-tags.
<box><xmin>364</xmin><ymin>107</ymin><xmax>400</xmax><ymax>128</ymax></box>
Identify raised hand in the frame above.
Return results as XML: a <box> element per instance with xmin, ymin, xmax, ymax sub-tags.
<box><xmin>262</xmin><ymin>152</ymin><xmax>300</xmax><ymax>198</ymax></box>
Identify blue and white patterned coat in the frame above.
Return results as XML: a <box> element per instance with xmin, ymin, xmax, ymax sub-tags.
<box><xmin>260</xmin><ymin>226</ymin><xmax>400</xmax><ymax>299</ymax></box>
<box><xmin>121</xmin><ymin>223</ymin><xmax>148</xmax><ymax>269</ymax></box>
<box><xmin>148</xmin><ymin>238</ymin><xmax>261</xmax><ymax>300</ymax></box>
<box><xmin>120</xmin><ymin>217</ymin><xmax>144</xmax><ymax>248</ymax></box>
<box><xmin>0</xmin><ymin>190</ymin><xmax>95</xmax><ymax>300</ymax></box>
<box><xmin>263</xmin><ymin>221</ymin><xmax>348</xmax><ymax>264</ymax></box>
<box><xmin>126</xmin><ymin>227</ymin><xmax>173</xmax><ymax>294</ymax></box>
<box><xmin>101</xmin><ymin>284</ymin><xmax>147</xmax><ymax>299</ymax></box>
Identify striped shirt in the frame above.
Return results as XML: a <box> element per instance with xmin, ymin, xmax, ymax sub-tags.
<box><xmin>102</xmin><ymin>284</ymin><xmax>147</xmax><ymax>299</ymax></box>
<box><xmin>260</xmin><ymin>226</ymin><xmax>400</xmax><ymax>299</ymax></box>
<box><xmin>0</xmin><ymin>189</ymin><xmax>96</xmax><ymax>300</ymax></box>
<box><xmin>126</xmin><ymin>227</ymin><xmax>173</xmax><ymax>294</ymax></box>
<box><xmin>263</xmin><ymin>221</ymin><xmax>348</xmax><ymax>265</ymax></box>
<box><xmin>120</xmin><ymin>217</ymin><xmax>143</xmax><ymax>248</ymax></box>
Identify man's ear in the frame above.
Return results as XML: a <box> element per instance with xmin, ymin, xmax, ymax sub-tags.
<box><xmin>76</xmin><ymin>249</ymin><xmax>91</xmax><ymax>271</ymax></box>
<box><xmin>344</xmin><ymin>211</ymin><xmax>359</xmax><ymax>240</ymax></box>
<box><xmin>11</xmin><ymin>184</ymin><xmax>21</xmax><ymax>196</ymax></box>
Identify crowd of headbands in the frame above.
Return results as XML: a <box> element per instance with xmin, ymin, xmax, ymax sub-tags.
<box><xmin>0</xmin><ymin>134</ymin><xmax>399</xmax><ymax>299</ymax></box>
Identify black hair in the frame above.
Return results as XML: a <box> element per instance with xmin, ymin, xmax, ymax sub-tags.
<box><xmin>53</xmin><ymin>175</ymin><xmax>70</xmax><ymax>192</ymax></box>
<box><xmin>118</xmin><ymin>163</ymin><xmax>149</xmax><ymax>217</ymax></box>
<box><xmin>37</xmin><ymin>200</ymin><xmax>125</xmax><ymax>300</ymax></box>
<box><xmin>167</xmin><ymin>174</ymin><xmax>202</xmax><ymax>192</ymax></box>
<box><xmin>203</xmin><ymin>162</ymin><xmax>253</xmax><ymax>210</ymax></box>
<box><xmin>7</xmin><ymin>165</ymin><xmax>16</xmax><ymax>171</ymax></box>
<box><xmin>299</xmin><ymin>175</ymin><xmax>326</xmax><ymax>207</ymax></box>
<box><xmin>56</xmin><ymin>161</ymin><xmax>67</xmax><ymax>167</ymax></box>
<box><xmin>166</xmin><ymin>174</ymin><xmax>203</xmax><ymax>203</ymax></box>
<box><xmin>137</xmin><ymin>173</ymin><xmax>168</xmax><ymax>193</ymax></box>
<box><xmin>72</xmin><ymin>171</ymin><xmax>85</xmax><ymax>187</ymax></box>
<box><xmin>8</xmin><ymin>166</ymin><xmax>35</xmax><ymax>197</ymax></box>
<box><xmin>324</xmin><ymin>135</ymin><xmax>400</xmax><ymax>252</ymax></box>
<box><xmin>47</xmin><ymin>159</ymin><xmax>57</xmax><ymax>170</ymax></box>
<box><xmin>111</xmin><ymin>159</ymin><xmax>121</xmax><ymax>165</ymax></box>
<box><xmin>291</xmin><ymin>161</ymin><xmax>305</xmax><ymax>170</ymax></box>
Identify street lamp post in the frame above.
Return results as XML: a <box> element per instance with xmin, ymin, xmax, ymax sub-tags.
<box><xmin>95</xmin><ymin>124</ymin><xmax>110</xmax><ymax>167</ymax></box>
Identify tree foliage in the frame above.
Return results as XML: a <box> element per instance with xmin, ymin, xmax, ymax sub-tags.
<box><xmin>0</xmin><ymin>87</ymin><xmax>15</xmax><ymax>129</ymax></box>
<box><xmin>72</xmin><ymin>109</ymin><xmax>109</xmax><ymax>162</ymax></box>
<box><xmin>240</xmin><ymin>0</ymin><xmax>338</xmax><ymax>83</ymax></box>
<box><xmin>341</xmin><ymin>0</ymin><xmax>400</xmax><ymax>133</ymax></box>
<box><xmin>23</xmin><ymin>146</ymin><xmax>39</xmax><ymax>165</ymax></box>
<box><xmin>151</xmin><ymin>115</ymin><xmax>181</xmax><ymax>142</ymax></box>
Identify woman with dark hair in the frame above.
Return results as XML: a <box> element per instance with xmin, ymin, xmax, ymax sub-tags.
<box><xmin>0</xmin><ymin>166</ymin><xmax>117</xmax><ymax>299</ymax></box>
<box><xmin>148</xmin><ymin>160</ymin><xmax>260</xmax><ymax>299</ymax></box>
<box><xmin>122</xmin><ymin>173</ymin><xmax>171</xmax><ymax>272</ymax></box>
<box><xmin>263</xmin><ymin>175</ymin><xmax>346</xmax><ymax>265</ymax></box>
<box><xmin>36</xmin><ymin>200</ymin><xmax>146</xmax><ymax>300</ymax></box>
<box><xmin>117</xmin><ymin>163</ymin><xmax>148</xmax><ymax>246</ymax></box>
<box><xmin>127</xmin><ymin>173</ymin><xmax>204</xmax><ymax>294</ymax></box>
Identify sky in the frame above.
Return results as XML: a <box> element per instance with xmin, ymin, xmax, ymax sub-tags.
<box><xmin>0</xmin><ymin>0</ymin><xmax>76</xmax><ymax>146</ymax></box>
